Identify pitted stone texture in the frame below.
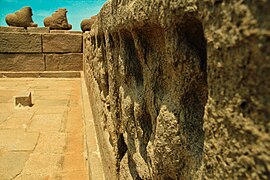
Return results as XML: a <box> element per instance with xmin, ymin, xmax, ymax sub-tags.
<box><xmin>0</xmin><ymin>33</ymin><xmax>42</xmax><ymax>53</ymax></box>
<box><xmin>5</xmin><ymin>6</ymin><xmax>37</xmax><ymax>27</ymax></box>
<box><xmin>42</xmin><ymin>33</ymin><xmax>82</xmax><ymax>53</ymax></box>
<box><xmin>0</xmin><ymin>54</ymin><xmax>44</xmax><ymax>71</ymax></box>
<box><xmin>84</xmin><ymin>0</ymin><xmax>270</xmax><ymax>179</ymax></box>
<box><xmin>44</xmin><ymin>8</ymin><xmax>72</xmax><ymax>30</ymax></box>
<box><xmin>45</xmin><ymin>53</ymin><xmax>83</xmax><ymax>71</ymax></box>
<box><xmin>84</xmin><ymin>1</ymin><xmax>207</xmax><ymax>179</ymax></box>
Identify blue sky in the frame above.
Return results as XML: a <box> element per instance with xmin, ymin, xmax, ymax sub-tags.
<box><xmin>0</xmin><ymin>0</ymin><xmax>106</xmax><ymax>30</ymax></box>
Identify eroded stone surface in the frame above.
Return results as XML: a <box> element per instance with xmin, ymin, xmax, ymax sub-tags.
<box><xmin>84</xmin><ymin>0</ymin><xmax>270</xmax><ymax>179</ymax></box>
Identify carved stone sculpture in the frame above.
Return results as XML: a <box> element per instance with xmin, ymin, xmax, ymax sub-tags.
<box><xmin>80</xmin><ymin>16</ymin><xmax>97</xmax><ymax>32</ymax></box>
<box><xmin>44</xmin><ymin>8</ymin><xmax>72</xmax><ymax>30</ymax></box>
<box><xmin>5</xmin><ymin>6</ymin><xmax>37</xmax><ymax>27</ymax></box>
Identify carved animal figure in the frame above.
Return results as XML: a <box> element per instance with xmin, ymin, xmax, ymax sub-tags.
<box><xmin>80</xmin><ymin>16</ymin><xmax>97</xmax><ymax>32</ymax></box>
<box><xmin>44</xmin><ymin>8</ymin><xmax>72</xmax><ymax>30</ymax></box>
<box><xmin>5</xmin><ymin>6</ymin><xmax>37</xmax><ymax>27</ymax></box>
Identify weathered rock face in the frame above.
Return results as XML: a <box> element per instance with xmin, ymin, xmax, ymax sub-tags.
<box><xmin>83</xmin><ymin>0</ymin><xmax>270</xmax><ymax>179</ymax></box>
<box><xmin>198</xmin><ymin>1</ymin><xmax>270</xmax><ymax>179</ymax></box>
<box><xmin>80</xmin><ymin>16</ymin><xmax>97</xmax><ymax>32</ymax></box>
<box><xmin>44</xmin><ymin>8</ymin><xmax>72</xmax><ymax>30</ymax></box>
<box><xmin>5</xmin><ymin>7</ymin><xmax>37</xmax><ymax>28</ymax></box>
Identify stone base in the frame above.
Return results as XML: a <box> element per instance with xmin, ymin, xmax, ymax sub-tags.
<box><xmin>14</xmin><ymin>91</ymin><xmax>33</xmax><ymax>107</ymax></box>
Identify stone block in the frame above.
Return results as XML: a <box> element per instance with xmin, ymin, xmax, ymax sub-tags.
<box><xmin>45</xmin><ymin>53</ymin><xmax>83</xmax><ymax>71</ymax></box>
<box><xmin>50</xmin><ymin>30</ymin><xmax>68</xmax><ymax>33</ymax></box>
<box><xmin>0</xmin><ymin>32</ymin><xmax>42</xmax><ymax>53</ymax></box>
<box><xmin>68</xmin><ymin>30</ymin><xmax>83</xmax><ymax>34</ymax></box>
<box><xmin>42</xmin><ymin>33</ymin><xmax>82</xmax><ymax>53</ymax></box>
<box><xmin>27</xmin><ymin>27</ymin><xmax>50</xmax><ymax>33</ymax></box>
<box><xmin>0</xmin><ymin>26</ymin><xmax>26</xmax><ymax>32</ymax></box>
<box><xmin>0</xmin><ymin>71</ymin><xmax>81</xmax><ymax>78</ymax></box>
<box><xmin>0</xmin><ymin>54</ymin><xmax>45</xmax><ymax>71</ymax></box>
<box><xmin>14</xmin><ymin>91</ymin><xmax>33</xmax><ymax>107</ymax></box>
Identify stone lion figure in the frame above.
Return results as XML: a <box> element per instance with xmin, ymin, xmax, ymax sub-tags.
<box><xmin>5</xmin><ymin>6</ymin><xmax>37</xmax><ymax>27</ymax></box>
<box><xmin>80</xmin><ymin>16</ymin><xmax>97</xmax><ymax>32</ymax></box>
<box><xmin>44</xmin><ymin>8</ymin><xmax>72</xmax><ymax>30</ymax></box>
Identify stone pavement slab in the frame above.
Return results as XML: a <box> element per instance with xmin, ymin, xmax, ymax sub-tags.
<box><xmin>0</xmin><ymin>129</ymin><xmax>39</xmax><ymax>151</ymax></box>
<box><xmin>0</xmin><ymin>113</ymin><xmax>9</xmax><ymax>124</ymax></box>
<box><xmin>0</xmin><ymin>112</ymin><xmax>33</xmax><ymax>129</ymax></box>
<box><xmin>0</xmin><ymin>152</ymin><xmax>29</xmax><ymax>180</ymax></box>
<box><xmin>0</xmin><ymin>77</ymin><xmax>104</xmax><ymax>179</ymax></box>
<box><xmin>28</xmin><ymin>114</ymin><xmax>63</xmax><ymax>133</ymax></box>
<box><xmin>21</xmin><ymin>153</ymin><xmax>63</xmax><ymax>175</ymax></box>
<box><xmin>0</xmin><ymin>78</ymin><xmax>87</xmax><ymax>179</ymax></box>
<box><xmin>34</xmin><ymin>132</ymin><xmax>66</xmax><ymax>154</ymax></box>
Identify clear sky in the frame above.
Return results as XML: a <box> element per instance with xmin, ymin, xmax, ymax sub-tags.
<box><xmin>0</xmin><ymin>0</ymin><xmax>106</xmax><ymax>30</ymax></box>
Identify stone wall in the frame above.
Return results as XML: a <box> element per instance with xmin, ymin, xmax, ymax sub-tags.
<box><xmin>0</xmin><ymin>26</ymin><xmax>83</xmax><ymax>71</ymax></box>
<box><xmin>83</xmin><ymin>0</ymin><xmax>270</xmax><ymax>179</ymax></box>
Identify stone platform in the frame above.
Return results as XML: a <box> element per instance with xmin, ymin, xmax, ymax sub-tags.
<box><xmin>0</xmin><ymin>76</ymin><xmax>104</xmax><ymax>179</ymax></box>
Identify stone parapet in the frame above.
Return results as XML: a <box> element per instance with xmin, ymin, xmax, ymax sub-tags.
<box><xmin>0</xmin><ymin>26</ymin><xmax>83</xmax><ymax>72</ymax></box>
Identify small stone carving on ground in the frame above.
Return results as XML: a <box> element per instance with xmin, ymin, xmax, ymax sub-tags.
<box><xmin>5</xmin><ymin>6</ymin><xmax>37</xmax><ymax>27</ymax></box>
<box><xmin>80</xmin><ymin>16</ymin><xmax>97</xmax><ymax>32</ymax></box>
<box><xmin>44</xmin><ymin>8</ymin><xmax>72</xmax><ymax>30</ymax></box>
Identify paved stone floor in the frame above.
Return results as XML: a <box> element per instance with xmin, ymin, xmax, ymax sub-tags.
<box><xmin>0</xmin><ymin>78</ymin><xmax>89</xmax><ymax>180</ymax></box>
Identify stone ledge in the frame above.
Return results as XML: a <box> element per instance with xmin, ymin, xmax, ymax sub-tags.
<box><xmin>27</xmin><ymin>27</ymin><xmax>50</xmax><ymax>33</ymax></box>
<box><xmin>0</xmin><ymin>26</ymin><xmax>26</xmax><ymax>32</ymax></box>
<box><xmin>50</xmin><ymin>30</ymin><xmax>82</xmax><ymax>34</ymax></box>
<box><xmin>0</xmin><ymin>71</ymin><xmax>81</xmax><ymax>78</ymax></box>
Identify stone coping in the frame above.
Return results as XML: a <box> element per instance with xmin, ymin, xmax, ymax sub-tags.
<box><xmin>0</xmin><ymin>26</ymin><xmax>82</xmax><ymax>34</ymax></box>
<box><xmin>0</xmin><ymin>71</ymin><xmax>81</xmax><ymax>78</ymax></box>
